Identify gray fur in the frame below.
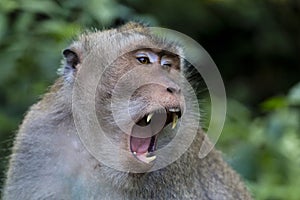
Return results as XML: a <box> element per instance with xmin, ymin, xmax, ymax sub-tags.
<box><xmin>3</xmin><ymin>23</ymin><xmax>252</xmax><ymax>200</ymax></box>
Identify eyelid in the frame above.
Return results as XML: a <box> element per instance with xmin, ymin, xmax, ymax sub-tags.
<box><xmin>136</xmin><ymin>53</ymin><xmax>147</xmax><ymax>58</ymax></box>
<box><xmin>161</xmin><ymin>58</ymin><xmax>173</xmax><ymax>66</ymax></box>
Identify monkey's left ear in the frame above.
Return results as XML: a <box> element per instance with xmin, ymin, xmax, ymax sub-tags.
<box><xmin>60</xmin><ymin>49</ymin><xmax>81</xmax><ymax>80</ymax></box>
<box><xmin>63</xmin><ymin>49</ymin><xmax>80</xmax><ymax>70</ymax></box>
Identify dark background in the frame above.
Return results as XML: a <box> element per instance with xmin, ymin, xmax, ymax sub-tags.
<box><xmin>0</xmin><ymin>0</ymin><xmax>299</xmax><ymax>199</ymax></box>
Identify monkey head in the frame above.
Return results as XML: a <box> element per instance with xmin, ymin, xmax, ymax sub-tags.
<box><xmin>61</xmin><ymin>23</ymin><xmax>199</xmax><ymax>173</ymax></box>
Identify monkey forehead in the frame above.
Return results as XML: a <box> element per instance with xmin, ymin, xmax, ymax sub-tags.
<box><xmin>73</xmin><ymin>25</ymin><xmax>184</xmax><ymax>61</ymax></box>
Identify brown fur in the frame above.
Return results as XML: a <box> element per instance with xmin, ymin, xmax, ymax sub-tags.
<box><xmin>3</xmin><ymin>22</ymin><xmax>252</xmax><ymax>199</ymax></box>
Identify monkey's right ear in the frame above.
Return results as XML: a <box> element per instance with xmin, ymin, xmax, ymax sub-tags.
<box><xmin>63</xmin><ymin>49</ymin><xmax>80</xmax><ymax>70</ymax></box>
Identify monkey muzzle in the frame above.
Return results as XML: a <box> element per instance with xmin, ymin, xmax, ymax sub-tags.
<box><xmin>130</xmin><ymin>107</ymin><xmax>181</xmax><ymax>164</ymax></box>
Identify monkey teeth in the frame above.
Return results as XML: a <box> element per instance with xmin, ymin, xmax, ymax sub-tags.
<box><xmin>172</xmin><ymin>113</ymin><xmax>179</xmax><ymax>129</ymax></box>
<box><xmin>131</xmin><ymin>108</ymin><xmax>181</xmax><ymax>164</ymax></box>
<box><xmin>146</xmin><ymin>113</ymin><xmax>154</xmax><ymax>123</ymax></box>
<box><xmin>169</xmin><ymin>108</ymin><xmax>180</xmax><ymax>112</ymax></box>
<box><xmin>133</xmin><ymin>151</ymin><xmax>157</xmax><ymax>164</ymax></box>
<box><xmin>143</xmin><ymin>154</ymin><xmax>157</xmax><ymax>164</ymax></box>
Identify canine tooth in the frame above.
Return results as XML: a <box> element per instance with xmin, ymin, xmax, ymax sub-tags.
<box><xmin>147</xmin><ymin>113</ymin><xmax>154</xmax><ymax>123</ymax></box>
<box><xmin>172</xmin><ymin>113</ymin><xmax>178</xmax><ymax>129</ymax></box>
<box><xmin>144</xmin><ymin>155</ymin><xmax>157</xmax><ymax>163</ymax></box>
<box><xmin>133</xmin><ymin>152</ymin><xmax>137</xmax><ymax>155</ymax></box>
<box><xmin>135</xmin><ymin>152</ymin><xmax>157</xmax><ymax>163</ymax></box>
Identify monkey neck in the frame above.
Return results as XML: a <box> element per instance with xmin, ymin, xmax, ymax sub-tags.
<box><xmin>34</xmin><ymin>78</ymin><xmax>73</xmax><ymax>123</ymax></box>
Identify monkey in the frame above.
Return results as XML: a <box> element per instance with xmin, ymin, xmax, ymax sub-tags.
<box><xmin>2</xmin><ymin>22</ymin><xmax>252</xmax><ymax>199</ymax></box>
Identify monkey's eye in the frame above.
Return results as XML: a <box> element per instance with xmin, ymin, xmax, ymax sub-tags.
<box><xmin>162</xmin><ymin>63</ymin><xmax>172</xmax><ymax>69</ymax></box>
<box><xmin>137</xmin><ymin>57</ymin><xmax>150</xmax><ymax>64</ymax></box>
<box><xmin>161</xmin><ymin>59</ymin><xmax>172</xmax><ymax>69</ymax></box>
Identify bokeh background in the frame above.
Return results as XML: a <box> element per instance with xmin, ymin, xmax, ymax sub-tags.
<box><xmin>0</xmin><ymin>0</ymin><xmax>299</xmax><ymax>199</ymax></box>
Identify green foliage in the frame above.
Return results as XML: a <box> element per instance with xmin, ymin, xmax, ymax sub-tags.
<box><xmin>221</xmin><ymin>82</ymin><xmax>300</xmax><ymax>200</ymax></box>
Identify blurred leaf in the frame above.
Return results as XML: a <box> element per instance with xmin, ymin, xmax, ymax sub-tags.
<box><xmin>0</xmin><ymin>0</ymin><xmax>18</xmax><ymax>13</ymax></box>
<box><xmin>0</xmin><ymin>112</ymin><xmax>18</xmax><ymax>134</ymax></box>
<box><xmin>37</xmin><ymin>20</ymin><xmax>81</xmax><ymax>40</ymax></box>
<box><xmin>261</xmin><ymin>96</ymin><xmax>288</xmax><ymax>111</ymax></box>
<box><xmin>88</xmin><ymin>0</ymin><xmax>119</xmax><ymax>25</ymax></box>
<box><xmin>19</xmin><ymin>0</ymin><xmax>62</xmax><ymax>15</ymax></box>
<box><xmin>0</xmin><ymin>13</ymin><xmax>7</xmax><ymax>40</ymax></box>
<box><xmin>14</xmin><ymin>12</ymin><xmax>35</xmax><ymax>33</ymax></box>
<box><xmin>0</xmin><ymin>49</ymin><xmax>23</xmax><ymax>84</ymax></box>
<box><xmin>288</xmin><ymin>82</ymin><xmax>300</xmax><ymax>105</ymax></box>
<box><xmin>280</xmin><ymin>132</ymin><xmax>300</xmax><ymax>164</ymax></box>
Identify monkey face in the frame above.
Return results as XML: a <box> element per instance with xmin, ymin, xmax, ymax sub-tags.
<box><xmin>67</xmin><ymin>25</ymin><xmax>200</xmax><ymax>173</ymax></box>
<box><xmin>127</xmin><ymin>49</ymin><xmax>183</xmax><ymax>164</ymax></box>
<box><xmin>96</xmin><ymin>48</ymin><xmax>185</xmax><ymax>166</ymax></box>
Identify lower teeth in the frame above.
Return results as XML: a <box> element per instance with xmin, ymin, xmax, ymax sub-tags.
<box><xmin>133</xmin><ymin>151</ymin><xmax>157</xmax><ymax>163</ymax></box>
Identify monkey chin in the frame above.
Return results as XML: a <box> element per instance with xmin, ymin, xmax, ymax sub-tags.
<box><xmin>129</xmin><ymin>107</ymin><xmax>182</xmax><ymax>164</ymax></box>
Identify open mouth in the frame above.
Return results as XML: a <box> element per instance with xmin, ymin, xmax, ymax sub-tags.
<box><xmin>129</xmin><ymin>107</ymin><xmax>182</xmax><ymax>164</ymax></box>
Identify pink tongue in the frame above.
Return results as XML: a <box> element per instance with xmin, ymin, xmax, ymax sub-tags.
<box><xmin>130</xmin><ymin>136</ymin><xmax>151</xmax><ymax>154</ymax></box>
<box><xmin>130</xmin><ymin>123</ymin><xmax>153</xmax><ymax>154</ymax></box>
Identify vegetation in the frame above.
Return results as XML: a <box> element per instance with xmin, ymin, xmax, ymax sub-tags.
<box><xmin>222</xmin><ymin>83</ymin><xmax>300</xmax><ymax>200</ymax></box>
<box><xmin>0</xmin><ymin>0</ymin><xmax>299</xmax><ymax>199</ymax></box>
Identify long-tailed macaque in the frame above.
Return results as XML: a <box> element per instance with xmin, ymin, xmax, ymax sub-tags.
<box><xmin>3</xmin><ymin>22</ymin><xmax>252</xmax><ymax>199</ymax></box>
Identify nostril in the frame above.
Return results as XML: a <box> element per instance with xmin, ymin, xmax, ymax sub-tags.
<box><xmin>167</xmin><ymin>87</ymin><xmax>174</xmax><ymax>93</ymax></box>
<box><xmin>167</xmin><ymin>87</ymin><xmax>180</xmax><ymax>94</ymax></box>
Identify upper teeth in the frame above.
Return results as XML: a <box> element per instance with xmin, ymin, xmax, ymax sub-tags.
<box><xmin>172</xmin><ymin>113</ymin><xmax>179</xmax><ymax>129</ymax></box>
<box><xmin>169</xmin><ymin>108</ymin><xmax>180</xmax><ymax>112</ymax></box>
<box><xmin>146</xmin><ymin>109</ymin><xmax>180</xmax><ymax>128</ymax></box>
<box><xmin>146</xmin><ymin>113</ymin><xmax>154</xmax><ymax>123</ymax></box>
